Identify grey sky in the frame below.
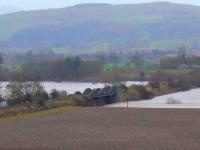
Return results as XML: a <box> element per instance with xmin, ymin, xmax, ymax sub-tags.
<box><xmin>0</xmin><ymin>0</ymin><xmax>200</xmax><ymax>10</ymax></box>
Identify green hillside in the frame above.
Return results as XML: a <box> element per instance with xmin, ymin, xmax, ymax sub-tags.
<box><xmin>1</xmin><ymin>2</ymin><xmax>200</xmax><ymax>52</ymax></box>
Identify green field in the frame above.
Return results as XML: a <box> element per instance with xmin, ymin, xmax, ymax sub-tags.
<box><xmin>103</xmin><ymin>62</ymin><xmax>157</xmax><ymax>71</ymax></box>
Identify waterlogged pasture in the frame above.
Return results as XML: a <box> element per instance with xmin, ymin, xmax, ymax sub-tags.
<box><xmin>107</xmin><ymin>88</ymin><xmax>200</xmax><ymax>108</ymax></box>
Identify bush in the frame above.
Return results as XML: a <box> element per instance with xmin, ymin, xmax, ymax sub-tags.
<box><xmin>6</xmin><ymin>81</ymin><xmax>49</xmax><ymax>107</ymax></box>
<box><xmin>72</xmin><ymin>95</ymin><xmax>91</xmax><ymax>106</ymax></box>
<box><xmin>117</xmin><ymin>84</ymin><xmax>128</xmax><ymax>102</ymax></box>
<box><xmin>0</xmin><ymin>97</ymin><xmax>3</xmax><ymax>103</ymax></box>
<box><xmin>7</xmin><ymin>98</ymin><xmax>23</xmax><ymax>106</ymax></box>
<box><xmin>166</xmin><ymin>97</ymin><xmax>182</xmax><ymax>104</ymax></box>
<box><xmin>50</xmin><ymin>89</ymin><xmax>60</xmax><ymax>99</ymax></box>
<box><xmin>149</xmin><ymin>82</ymin><xmax>160</xmax><ymax>89</ymax></box>
<box><xmin>134</xmin><ymin>85</ymin><xmax>153</xmax><ymax>99</ymax></box>
<box><xmin>83</xmin><ymin>88</ymin><xmax>92</xmax><ymax>95</ymax></box>
<box><xmin>176</xmin><ymin>80</ymin><xmax>191</xmax><ymax>91</ymax></box>
<box><xmin>59</xmin><ymin>91</ymin><xmax>68</xmax><ymax>98</ymax></box>
<box><xmin>34</xmin><ymin>91</ymin><xmax>49</xmax><ymax>106</ymax></box>
<box><xmin>74</xmin><ymin>91</ymin><xmax>82</xmax><ymax>95</ymax></box>
<box><xmin>127</xmin><ymin>88</ymin><xmax>140</xmax><ymax>101</ymax></box>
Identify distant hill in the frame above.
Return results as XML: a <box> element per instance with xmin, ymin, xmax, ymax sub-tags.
<box><xmin>0</xmin><ymin>2</ymin><xmax>200</xmax><ymax>53</ymax></box>
<box><xmin>0</xmin><ymin>6</ymin><xmax>21</xmax><ymax>15</ymax></box>
<box><xmin>74</xmin><ymin>3</ymin><xmax>112</xmax><ymax>7</ymax></box>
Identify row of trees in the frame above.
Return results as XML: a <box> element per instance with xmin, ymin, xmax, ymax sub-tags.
<box><xmin>0</xmin><ymin>56</ymin><xmax>102</xmax><ymax>81</ymax></box>
<box><xmin>160</xmin><ymin>55</ymin><xmax>200</xmax><ymax>69</ymax></box>
<box><xmin>3</xmin><ymin>51</ymin><xmax>65</xmax><ymax>64</ymax></box>
<box><xmin>4</xmin><ymin>82</ymin><xmax>127</xmax><ymax>107</ymax></box>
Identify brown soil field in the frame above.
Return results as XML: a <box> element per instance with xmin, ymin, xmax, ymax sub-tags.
<box><xmin>0</xmin><ymin>107</ymin><xmax>200</xmax><ymax>150</ymax></box>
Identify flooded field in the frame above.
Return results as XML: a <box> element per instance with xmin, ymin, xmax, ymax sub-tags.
<box><xmin>0</xmin><ymin>81</ymin><xmax>148</xmax><ymax>96</ymax></box>
<box><xmin>107</xmin><ymin>88</ymin><xmax>200</xmax><ymax>108</ymax></box>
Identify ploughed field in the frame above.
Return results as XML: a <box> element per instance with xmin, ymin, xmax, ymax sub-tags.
<box><xmin>0</xmin><ymin>107</ymin><xmax>200</xmax><ymax>150</ymax></box>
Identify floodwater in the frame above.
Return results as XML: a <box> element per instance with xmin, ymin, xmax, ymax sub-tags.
<box><xmin>107</xmin><ymin>88</ymin><xmax>200</xmax><ymax>108</ymax></box>
<box><xmin>0</xmin><ymin>81</ymin><xmax>148</xmax><ymax>107</ymax></box>
<box><xmin>0</xmin><ymin>81</ymin><xmax>148</xmax><ymax>96</ymax></box>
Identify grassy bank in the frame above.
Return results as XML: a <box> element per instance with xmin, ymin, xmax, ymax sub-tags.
<box><xmin>0</xmin><ymin>100</ymin><xmax>75</xmax><ymax>119</ymax></box>
<box><xmin>0</xmin><ymin>106</ymin><xmax>74</xmax><ymax>121</ymax></box>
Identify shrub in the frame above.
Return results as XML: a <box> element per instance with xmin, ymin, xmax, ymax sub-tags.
<box><xmin>72</xmin><ymin>95</ymin><xmax>91</xmax><ymax>106</ymax></box>
<box><xmin>117</xmin><ymin>84</ymin><xmax>128</xmax><ymax>102</ymax></box>
<box><xmin>34</xmin><ymin>91</ymin><xmax>49</xmax><ymax>106</ymax></box>
<box><xmin>74</xmin><ymin>91</ymin><xmax>82</xmax><ymax>95</ymax></box>
<box><xmin>0</xmin><ymin>97</ymin><xmax>3</xmax><ymax>103</ymax></box>
<box><xmin>134</xmin><ymin>85</ymin><xmax>153</xmax><ymax>99</ymax></box>
<box><xmin>6</xmin><ymin>81</ymin><xmax>49</xmax><ymax>107</ymax></box>
<box><xmin>7</xmin><ymin>98</ymin><xmax>23</xmax><ymax>106</ymax></box>
<box><xmin>59</xmin><ymin>91</ymin><xmax>68</xmax><ymax>98</ymax></box>
<box><xmin>83</xmin><ymin>88</ymin><xmax>92</xmax><ymax>95</ymax></box>
<box><xmin>149</xmin><ymin>82</ymin><xmax>160</xmax><ymax>89</ymax></box>
<box><xmin>50</xmin><ymin>89</ymin><xmax>60</xmax><ymax>99</ymax></box>
<box><xmin>166</xmin><ymin>97</ymin><xmax>182</xmax><ymax>104</ymax></box>
<box><xmin>176</xmin><ymin>80</ymin><xmax>191</xmax><ymax>91</ymax></box>
<box><xmin>127</xmin><ymin>88</ymin><xmax>140</xmax><ymax>101</ymax></box>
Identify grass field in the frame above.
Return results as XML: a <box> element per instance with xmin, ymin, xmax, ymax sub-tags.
<box><xmin>0</xmin><ymin>106</ymin><xmax>73</xmax><ymax>121</ymax></box>
<box><xmin>0</xmin><ymin>107</ymin><xmax>200</xmax><ymax>150</ymax></box>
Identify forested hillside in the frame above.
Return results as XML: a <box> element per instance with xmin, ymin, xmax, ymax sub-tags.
<box><xmin>0</xmin><ymin>2</ymin><xmax>200</xmax><ymax>53</ymax></box>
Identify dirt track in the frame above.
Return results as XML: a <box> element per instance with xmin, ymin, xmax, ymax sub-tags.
<box><xmin>0</xmin><ymin>107</ymin><xmax>200</xmax><ymax>150</ymax></box>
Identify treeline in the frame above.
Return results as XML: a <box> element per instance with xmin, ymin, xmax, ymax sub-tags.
<box><xmin>160</xmin><ymin>55</ymin><xmax>200</xmax><ymax>69</ymax></box>
<box><xmin>0</xmin><ymin>56</ymin><xmax>102</xmax><ymax>81</ymax></box>
<box><xmin>0</xmin><ymin>53</ymin><xmax>149</xmax><ymax>81</ymax></box>
<box><xmin>5</xmin><ymin>51</ymin><xmax>65</xmax><ymax>64</ymax></box>
<box><xmin>151</xmin><ymin>69</ymin><xmax>200</xmax><ymax>91</ymax></box>
<box><xmin>0</xmin><ymin>81</ymin><xmax>160</xmax><ymax>109</ymax></box>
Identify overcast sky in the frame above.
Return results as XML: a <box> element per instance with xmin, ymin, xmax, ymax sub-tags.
<box><xmin>0</xmin><ymin>0</ymin><xmax>200</xmax><ymax>10</ymax></box>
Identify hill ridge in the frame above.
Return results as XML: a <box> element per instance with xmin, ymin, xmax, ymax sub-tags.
<box><xmin>0</xmin><ymin>2</ymin><xmax>200</xmax><ymax>52</ymax></box>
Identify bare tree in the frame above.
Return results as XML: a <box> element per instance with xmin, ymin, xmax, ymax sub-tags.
<box><xmin>6</xmin><ymin>81</ymin><xmax>48</xmax><ymax>106</ymax></box>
